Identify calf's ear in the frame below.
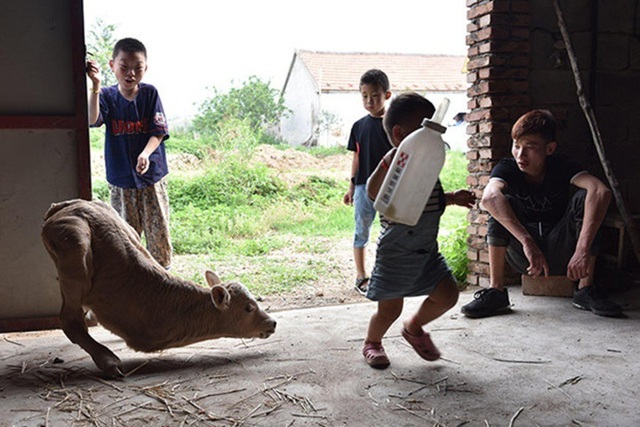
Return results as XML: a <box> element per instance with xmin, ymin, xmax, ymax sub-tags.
<box><xmin>210</xmin><ymin>285</ymin><xmax>231</xmax><ymax>310</ymax></box>
<box><xmin>205</xmin><ymin>270</ymin><xmax>222</xmax><ymax>287</ymax></box>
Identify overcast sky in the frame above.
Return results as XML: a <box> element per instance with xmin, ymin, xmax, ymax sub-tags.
<box><xmin>83</xmin><ymin>0</ymin><xmax>468</xmax><ymax>121</ymax></box>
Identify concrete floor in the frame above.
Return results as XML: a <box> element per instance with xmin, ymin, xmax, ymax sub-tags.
<box><xmin>1</xmin><ymin>286</ymin><xmax>639</xmax><ymax>427</ymax></box>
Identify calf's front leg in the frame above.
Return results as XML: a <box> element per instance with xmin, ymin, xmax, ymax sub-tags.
<box><xmin>59</xmin><ymin>298</ymin><xmax>124</xmax><ymax>378</ymax></box>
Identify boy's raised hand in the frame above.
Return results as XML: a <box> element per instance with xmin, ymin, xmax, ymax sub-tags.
<box><xmin>448</xmin><ymin>189</ymin><xmax>476</xmax><ymax>208</ymax></box>
<box><xmin>86</xmin><ymin>59</ymin><xmax>102</xmax><ymax>86</ymax></box>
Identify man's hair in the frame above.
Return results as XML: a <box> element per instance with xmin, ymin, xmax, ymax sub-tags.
<box><xmin>112</xmin><ymin>38</ymin><xmax>147</xmax><ymax>59</ymax></box>
<box><xmin>383</xmin><ymin>92</ymin><xmax>435</xmax><ymax>140</ymax></box>
<box><xmin>511</xmin><ymin>109</ymin><xmax>557</xmax><ymax>142</ymax></box>
<box><xmin>360</xmin><ymin>69</ymin><xmax>390</xmax><ymax>92</ymax></box>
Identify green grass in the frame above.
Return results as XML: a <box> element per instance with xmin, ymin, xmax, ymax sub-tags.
<box><xmin>439</xmin><ymin>150</ymin><xmax>472</xmax><ymax>288</ymax></box>
<box><xmin>90</xmin><ymin>125</ymin><xmax>471</xmax><ymax>295</ymax></box>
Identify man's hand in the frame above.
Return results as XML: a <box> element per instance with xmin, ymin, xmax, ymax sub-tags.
<box><xmin>522</xmin><ymin>237</ymin><xmax>549</xmax><ymax>277</ymax></box>
<box><xmin>567</xmin><ymin>247</ymin><xmax>590</xmax><ymax>281</ymax></box>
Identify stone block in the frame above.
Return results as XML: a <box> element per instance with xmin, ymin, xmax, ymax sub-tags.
<box><xmin>521</xmin><ymin>275</ymin><xmax>574</xmax><ymax>298</ymax></box>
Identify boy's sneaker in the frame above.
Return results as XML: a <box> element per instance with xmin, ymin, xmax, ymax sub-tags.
<box><xmin>461</xmin><ymin>288</ymin><xmax>511</xmax><ymax>318</ymax></box>
<box><xmin>572</xmin><ymin>286</ymin><xmax>623</xmax><ymax>317</ymax></box>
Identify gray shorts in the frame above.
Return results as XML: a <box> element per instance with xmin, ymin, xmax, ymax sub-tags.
<box><xmin>366</xmin><ymin>210</ymin><xmax>454</xmax><ymax>301</ymax></box>
<box><xmin>487</xmin><ymin>190</ymin><xmax>598</xmax><ymax>276</ymax></box>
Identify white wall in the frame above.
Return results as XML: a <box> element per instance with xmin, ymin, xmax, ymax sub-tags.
<box><xmin>280</xmin><ymin>59</ymin><xmax>469</xmax><ymax>150</ymax></box>
<box><xmin>315</xmin><ymin>90</ymin><xmax>469</xmax><ymax>150</ymax></box>
<box><xmin>280</xmin><ymin>60</ymin><xmax>320</xmax><ymax>146</ymax></box>
<box><xmin>316</xmin><ymin>92</ymin><xmax>364</xmax><ymax>147</ymax></box>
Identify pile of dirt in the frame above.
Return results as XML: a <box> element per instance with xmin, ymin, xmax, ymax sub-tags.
<box><xmin>92</xmin><ymin>144</ymin><xmax>351</xmax><ymax>185</ymax></box>
<box><xmin>251</xmin><ymin>144</ymin><xmax>351</xmax><ymax>187</ymax></box>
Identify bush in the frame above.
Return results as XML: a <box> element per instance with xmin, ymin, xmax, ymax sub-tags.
<box><xmin>165</xmin><ymin>134</ymin><xmax>213</xmax><ymax>160</ymax></box>
<box><xmin>169</xmin><ymin>160</ymin><xmax>284</xmax><ymax>211</ymax></box>
<box><xmin>439</xmin><ymin>221</ymin><xmax>470</xmax><ymax>289</ymax></box>
<box><xmin>288</xmin><ymin>176</ymin><xmax>343</xmax><ymax>206</ymax></box>
<box><xmin>193</xmin><ymin>76</ymin><xmax>289</xmax><ymax>135</ymax></box>
<box><xmin>92</xmin><ymin>180</ymin><xmax>109</xmax><ymax>201</ymax></box>
<box><xmin>440</xmin><ymin>149</ymin><xmax>468</xmax><ymax>191</ymax></box>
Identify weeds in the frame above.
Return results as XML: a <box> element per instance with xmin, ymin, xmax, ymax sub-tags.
<box><xmin>90</xmin><ymin>129</ymin><xmax>471</xmax><ymax>295</ymax></box>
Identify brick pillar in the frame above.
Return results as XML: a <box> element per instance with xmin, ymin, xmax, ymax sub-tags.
<box><xmin>465</xmin><ymin>0</ymin><xmax>532</xmax><ymax>287</ymax></box>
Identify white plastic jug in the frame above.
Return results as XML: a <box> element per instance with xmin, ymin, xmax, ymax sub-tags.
<box><xmin>373</xmin><ymin>98</ymin><xmax>449</xmax><ymax>226</ymax></box>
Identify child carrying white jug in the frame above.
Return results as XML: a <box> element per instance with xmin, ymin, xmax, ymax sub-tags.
<box><xmin>362</xmin><ymin>92</ymin><xmax>475</xmax><ymax>369</ymax></box>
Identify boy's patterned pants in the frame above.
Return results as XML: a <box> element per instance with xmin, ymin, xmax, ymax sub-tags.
<box><xmin>109</xmin><ymin>178</ymin><xmax>173</xmax><ymax>269</ymax></box>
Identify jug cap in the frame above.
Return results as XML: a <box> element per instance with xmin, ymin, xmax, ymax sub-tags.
<box><xmin>422</xmin><ymin>118</ymin><xmax>447</xmax><ymax>134</ymax></box>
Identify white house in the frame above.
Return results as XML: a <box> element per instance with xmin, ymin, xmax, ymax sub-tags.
<box><xmin>279</xmin><ymin>50</ymin><xmax>469</xmax><ymax>150</ymax></box>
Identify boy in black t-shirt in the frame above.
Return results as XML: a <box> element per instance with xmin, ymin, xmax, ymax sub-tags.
<box><xmin>343</xmin><ymin>69</ymin><xmax>393</xmax><ymax>295</ymax></box>
<box><xmin>461</xmin><ymin>109</ymin><xmax>623</xmax><ymax>318</ymax></box>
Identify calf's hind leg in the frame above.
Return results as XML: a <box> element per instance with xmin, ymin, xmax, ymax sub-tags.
<box><xmin>43</xmin><ymin>219</ymin><xmax>124</xmax><ymax>378</ymax></box>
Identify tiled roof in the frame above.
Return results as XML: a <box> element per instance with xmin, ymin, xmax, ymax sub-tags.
<box><xmin>293</xmin><ymin>50</ymin><xmax>467</xmax><ymax>93</ymax></box>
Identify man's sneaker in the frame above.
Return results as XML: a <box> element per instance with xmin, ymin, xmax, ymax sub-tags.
<box><xmin>461</xmin><ymin>288</ymin><xmax>512</xmax><ymax>318</ymax></box>
<box><xmin>572</xmin><ymin>286</ymin><xmax>623</xmax><ymax>317</ymax></box>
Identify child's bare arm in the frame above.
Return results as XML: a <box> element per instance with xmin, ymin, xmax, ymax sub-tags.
<box><xmin>366</xmin><ymin>148</ymin><xmax>397</xmax><ymax>200</ymax></box>
<box><xmin>343</xmin><ymin>151</ymin><xmax>359</xmax><ymax>205</ymax></box>
<box><xmin>136</xmin><ymin>135</ymin><xmax>164</xmax><ymax>175</ymax></box>
<box><xmin>86</xmin><ymin>59</ymin><xmax>101</xmax><ymax>125</ymax></box>
<box><xmin>445</xmin><ymin>189</ymin><xmax>476</xmax><ymax>208</ymax></box>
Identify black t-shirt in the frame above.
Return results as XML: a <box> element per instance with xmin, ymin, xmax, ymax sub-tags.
<box><xmin>491</xmin><ymin>155</ymin><xmax>586</xmax><ymax>225</ymax></box>
<box><xmin>347</xmin><ymin>115</ymin><xmax>392</xmax><ymax>185</ymax></box>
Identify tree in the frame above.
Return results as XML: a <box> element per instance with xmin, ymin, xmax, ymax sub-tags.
<box><xmin>193</xmin><ymin>76</ymin><xmax>289</xmax><ymax>135</ymax></box>
<box><xmin>86</xmin><ymin>18</ymin><xmax>118</xmax><ymax>87</ymax></box>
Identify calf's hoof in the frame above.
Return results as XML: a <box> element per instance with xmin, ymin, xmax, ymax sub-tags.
<box><xmin>95</xmin><ymin>355</ymin><xmax>124</xmax><ymax>379</ymax></box>
<box><xmin>103</xmin><ymin>365</ymin><xmax>125</xmax><ymax>379</ymax></box>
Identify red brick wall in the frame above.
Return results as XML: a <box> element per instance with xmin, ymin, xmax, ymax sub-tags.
<box><xmin>465</xmin><ymin>0</ymin><xmax>532</xmax><ymax>287</ymax></box>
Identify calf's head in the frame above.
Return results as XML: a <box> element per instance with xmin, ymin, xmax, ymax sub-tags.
<box><xmin>205</xmin><ymin>271</ymin><xmax>276</xmax><ymax>339</ymax></box>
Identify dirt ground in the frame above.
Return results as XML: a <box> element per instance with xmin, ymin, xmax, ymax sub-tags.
<box><xmin>2</xmin><ymin>287</ymin><xmax>639</xmax><ymax>426</ymax></box>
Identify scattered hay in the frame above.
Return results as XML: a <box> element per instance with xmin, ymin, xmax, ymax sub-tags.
<box><xmin>5</xmin><ymin>358</ymin><xmax>322</xmax><ymax>426</ymax></box>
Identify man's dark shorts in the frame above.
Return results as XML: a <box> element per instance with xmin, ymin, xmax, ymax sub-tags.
<box><xmin>486</xmin><ymin>190</ymin><xmax>600</xmax><ymax>276</ymax></box>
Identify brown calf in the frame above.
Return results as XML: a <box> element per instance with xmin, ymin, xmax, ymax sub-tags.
<box><xmin>41</xmin><ymin>199</ymin><xmax>276</xmax><ymax>377</ymax></box>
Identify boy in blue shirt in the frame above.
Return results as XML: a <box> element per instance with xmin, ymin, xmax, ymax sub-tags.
<box><xmin>343</xmin><ymin>69</ymin><xmax>393</xmax><ymax>295</ymax></box>
<box><xmin>86</xmin><ymin>37</ymin><xmax>172</xmax><ymax>269</ymax></box>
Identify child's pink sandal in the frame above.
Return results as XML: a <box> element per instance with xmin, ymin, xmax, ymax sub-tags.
<box><xmin>362</xmin><ymin>341</ymin><xmax>390</xmax><ymax>369</ymax></box>
<box><xmin>402</xmin><ymin>327</ymin><xmax>441</xmax><ymax>361</ymax></box>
